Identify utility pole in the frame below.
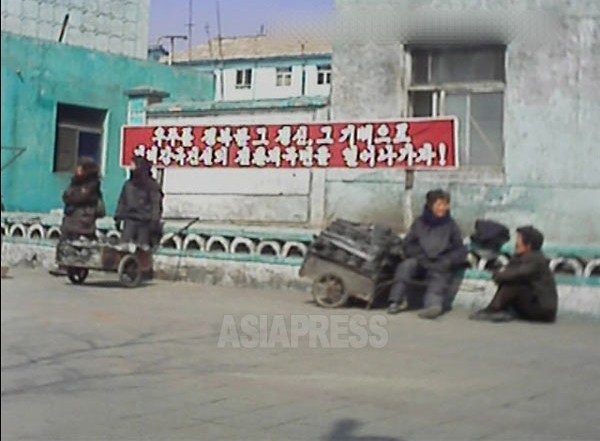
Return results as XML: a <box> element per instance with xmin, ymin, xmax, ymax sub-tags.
<box><xmin>300</xmin><ymin>42</ymin><xmax>306</xmax><ymax>96</ymax></box>
<box><xmin>186</xmin><ymin>0</ymin><xmax>194</xmax><ymax>61</ymax></box>
<box><xmin>216</xmin><ymin>0</ymin><xmax>225</xmax><ymax>100</ymax></box>
<box><xmin>158</xmin><ymin>35</ymin><xmax>188</xmax><ymax>65</ymax></box>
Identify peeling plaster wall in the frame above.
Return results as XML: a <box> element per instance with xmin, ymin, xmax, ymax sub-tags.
<box><xmin>1</xmin><ymin>33</ymin><xmax>213</xmax><ymax>214</ymax></box>
<box><xmin>329</xmin><ymin>0</ymin><xmax>600</xmax><ymax>244</ymax></box>
<box><xmin>0</xmin><ymin>0</ymin><xmax>150</xmax><ymax>59</ymax></box>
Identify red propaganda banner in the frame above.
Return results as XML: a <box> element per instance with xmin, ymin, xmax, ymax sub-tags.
<box><xmin>120</xmin><ymin>118</ymin><xmax>458</xmax><ymax>170</ymax></box>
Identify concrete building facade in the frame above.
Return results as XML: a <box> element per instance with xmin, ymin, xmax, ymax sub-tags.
<box><xmin>141</xmin><ymin>1</ymin><xmax>600</xmax><ymax>248</ymax></box>
<box><xmin>172</xmin><ymin>35</ymin><xmax>332</xmax><ymax>101</ymax></box>
<box><xmin>0</xmin><ymin>0</ymin><xmax>150</xmax><ymax>58</ymax></box>
<box><xmin>145</xmin><ymin>35</ymin><xmax>332</xmax><ymax>224</ymax></box>
<box><xmin>329</xmin><ymin>0</ymin><xmax>600</xmax><ymax>246</ymax></box>
<box><xmin>1</xmin><ymin>32</ymin><xmax>213</xmax><ymax>213</ymax></box>
<box><xmin>1</xmin><ymin>1</ymin><xmax>598</xmax><ymax>296</ymax></box>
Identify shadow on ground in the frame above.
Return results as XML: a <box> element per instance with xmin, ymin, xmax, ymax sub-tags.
<box><xmin>322</xmin><ymin>418</ymin><xmax>404</xmax><ymax>441</ymax></box>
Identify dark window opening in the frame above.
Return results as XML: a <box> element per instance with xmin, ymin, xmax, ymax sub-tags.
<box><xmin>276</xmin><ymin>66</ymin><xmax>293</xmax><ymax>87</ymax></box>
<box><xmin>411</xmin><ymin>46</ymin><xmax>505</xmax><ymax>84</ymax></box>
<box><xmin>235</xmin><ymin>69</ymin><xmax>253</xmax><ymax>89</ymax></box>
<box><xmin>317</xmin><ymin>64</ymin><xmax>332</xmax><ymax>85</ymax></box>
<box><xmin>409</xmin><ymin>46</ymin><xmax>505</xmax><ymax>167</ymax></box>
<box><xmin>54</xmin><ymin>103</ymin><xmax>106</xmax><ymax>172</ymax></box>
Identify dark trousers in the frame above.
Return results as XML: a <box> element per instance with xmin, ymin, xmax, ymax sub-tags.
<box><xmin>488</xmin><ymin>284</ymin><xmax>556</xmax><ymax>322</ymax></box>
<box><xmin>388</xmin><ymin>258</ymin><xmax>454</xmax><ymax>309</ymax></box>
<box><xmin>121</xmin><ymin>219</ymin><xmax>151</xmax><ymax>248</ymax></box>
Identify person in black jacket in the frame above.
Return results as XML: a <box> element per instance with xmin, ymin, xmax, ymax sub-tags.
<box><xmin>60</xmin><ymin>157</ymin><xmax>105</xmax><ymax>240</ymax></box>
<box><xmin>388</xmin><ymin>189</ymin><xmax>468</xmax><ymax>319</ymax></box>
<box><xmin>115</xmin><ymin>157</ymin><xmax>163</xmax><ymax>250</ymax></box>
<box><xmin>470</xmin><ymin>226</ymin><xmax>558</xmax><ymax>323</ymax></box>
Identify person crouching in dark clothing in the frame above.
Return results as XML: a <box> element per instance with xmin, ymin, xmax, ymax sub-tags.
<box><xmin>470</xmin><ymin>226</ymin><xmax>558</xmax><ymax>323</ymax></box>
<box><xmin>388</xmin><ymin>189</ymin><xmax>468</xmax><ymax>319</ymax></box>
<box><xmin>60</xmin><ymin>157</ymin><xmax>105</xmax><ymax>240</ymax></box>
<box><xmin>115</xmin><ymin>157</ymin><xmax>163</xmax><ymax>250</ymax></box>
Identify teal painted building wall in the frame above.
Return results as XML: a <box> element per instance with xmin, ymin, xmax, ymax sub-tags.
<box><xmin>1</xmin><ymin>32</ymin><xmax>213</xmax><ymax>214</ymax></box>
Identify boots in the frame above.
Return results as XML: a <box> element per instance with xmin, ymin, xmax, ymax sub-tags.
<box><xmin>469</xmin><ymin>308</ymin><xmax>515</xmax><ymax>322</ymax></box>
<box><xmin>387</xmin><ymin>299</ymin><xmax>409</xmax><ymax>314</ymax></box>
<box><xmin>418</xmin><ymin>305</ymin><xmax>444</xmax><ymax>320</ymax></box>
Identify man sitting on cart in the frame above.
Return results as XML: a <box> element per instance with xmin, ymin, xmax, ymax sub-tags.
<box><xmin>115</xmin><ymin>156</ymin><xmax>163</xmax><ymax>251</ymax></box>
<box><xmin>388</xmin><ymin>189</ymin><xmax>468</xmax><ymax>319</ymax></box>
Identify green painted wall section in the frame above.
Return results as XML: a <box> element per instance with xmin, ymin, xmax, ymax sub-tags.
<box><xmin>185</xmin><ymin>55</ymin><xmax>332</xmax><ymax>71</ymax></box>
<box><xmin>325</xmin><ymin>178</ymin><xmax>600</xmax><ymax>247</ymax></box>
<box><xmin>1</xmin><ymin>32</ymin><xmax>213</xmax><ymax>214</ymax></box>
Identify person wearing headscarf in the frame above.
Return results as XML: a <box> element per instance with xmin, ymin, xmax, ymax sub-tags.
<box><xmin>470</xmin><ymin>226</ymin><xmax>558</xmax><ymax>323</ymax></box>
<box><xmin>60</xmin><ymin>157</ymin><xmax>105</xmax><ymax>240</ymax></box>
<box><xmin>115</xmin><ymin>156</ymin><xmax>163</xmax><ymax>249</ymax></box>
<box><xmin>388</xmin><ymin>189</ymin><xmax>468</xmax><ymax>319</ymax></box>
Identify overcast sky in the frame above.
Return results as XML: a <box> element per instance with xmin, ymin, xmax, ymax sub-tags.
<box><xmin>149</xmin><ymin>0</ymin><xmax>333</xmax><ymax>50</ymax></box>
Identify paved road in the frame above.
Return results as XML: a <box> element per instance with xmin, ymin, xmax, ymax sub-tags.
<box><xmin>2</xmin><ymin>268</ymin><xmax>599</xmax><ymax>441</ymax></box>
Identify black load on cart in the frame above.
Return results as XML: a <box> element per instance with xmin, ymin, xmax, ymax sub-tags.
<box><xmin>300</xmin><ymin>219</ymin><xmax>404</xmax><ymax>308</ymax></box>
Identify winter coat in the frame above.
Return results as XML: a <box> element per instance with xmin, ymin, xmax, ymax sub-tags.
<box><xmin>115</xmin><ymin>178</ymin><xmax>163</xmax><ymax>224</ymax></box>
<box><xmin>402</xmin><ymin>208</ymin><xmax>468</xmax><ymax>271</ymax></box>
<box><xmin>493</xmin><ymin>251</ymin><xmax>558</xmax><ymax>317</ymax></box>
<box><xmin>61</xmin><ymin>178</ymin><xmax>104</xmax><ymax>239</ymax></box>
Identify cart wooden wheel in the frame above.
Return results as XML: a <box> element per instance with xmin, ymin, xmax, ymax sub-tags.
<box><xmin>118</xmin><ymin>255</ymin><xmax>142</xmax><ymax>288</ymax></box>
<box><xmin>312</xmin><ymin>273</ymin><xmax>349</xmax><ymax>308</ymax></box>
<box><xmin>67</xmin><ymin>267</ymin><xmax>89</xmax><ymax>285</ymax></box>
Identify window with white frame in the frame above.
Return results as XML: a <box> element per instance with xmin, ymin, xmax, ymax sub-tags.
<box><xmin>317</xmin><ymin>64</ymin><xmax>331</xmax><ymax>85</ymax></box>
<box><xmin>409</xmin><ymin>46</ymin><xmax>505</xmax><ymax>167</ymax></box>
<box><xmin>235</xmin><ymin>68</ymin><xmax>252</xmax><ymax>89</ymax></box>
<box><xmin>275</xmin><ymin>66</ymin><xmax>293</xmax><ymax>87</ymax></box>
<box><xmin>54</xmin><ymin>103</ymin><xmax>106</xmax><ymax>172</ymax></box>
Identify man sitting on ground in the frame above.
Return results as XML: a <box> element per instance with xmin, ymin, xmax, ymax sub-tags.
<box><xmin>470</xmin><ymin>225</ymin><xmax>558</xmax><ymax>323</ymax></box>
<box><xmin>388</xmin><ymin>189</ymin><xmax>468</xmax><ymax>319</ymax></box>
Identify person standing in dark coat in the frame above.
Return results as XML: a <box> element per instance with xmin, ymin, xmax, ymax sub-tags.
<box><xmin>388</xmin><ymin>189</ymin><xmax>468</xmax><ymax>319</ymax></box>
<box><xmin>115</xmin><ymin>157</ymin><xmax>163</xmax><ymax>250</ymax></box>
<box><xmin>470</xmin><ymin>226</ymin><xmax>558</xmax><ymax>323</ymax></box>
<box><xmin>60</xmin><ymin>157</ymin><xmax>105</xmax><ymax>240</ymax></box>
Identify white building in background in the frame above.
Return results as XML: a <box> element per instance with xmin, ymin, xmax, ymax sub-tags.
<box><xmin>171</xmin><ymin>34</ymin><xmax>332</xmax><ymax>102</ymax></box>
<box><xmin>140</xmin><ymin>35</ymin><xmax>333</xmax><ymax>225</ymax></box>
<box><xmin>137</xmin><ymin>35</ymin><xmax>332</xmax><ymax>225</ymax></box>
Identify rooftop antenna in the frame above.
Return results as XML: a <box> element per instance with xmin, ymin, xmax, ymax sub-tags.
<box><xmin>216</xmin><ymin>0</ymin><xmax>224</xmax><ymax>60</ymax></box>
<box><xmin>186</xmin><ymin>0</ymin><xmax>194</xmax><ymax>61</ymax></box>
<box><xmin>205</xmin><ymin>23</ymin><xmax>213</xmax><ymax>58</ymax></box>
<box><xmin>58</xmin><ymin>13</ymin><xmax>69</xmax><ymax>42</ymax></box>
<box><xmin>300</xmin><ymin>41</ymin><xmax>306</xmax><ymax>96</ymax></box>
<box><xmin>216</xmin><ymin>0</ymin><xmax>225</xmax><ymax>99</ymax></box>
<box><xmin>158</xmin><ymin>35</ymin><xmax>188</xmax><ymax>65</ymax></box>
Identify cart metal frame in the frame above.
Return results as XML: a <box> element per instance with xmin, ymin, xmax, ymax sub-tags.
<box><xmin>56</xmin><ymin>240</ymin><xmax>152</xmax><ymax>288</ymax></box>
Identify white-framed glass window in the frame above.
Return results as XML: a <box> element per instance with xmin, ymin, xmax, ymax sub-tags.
<box><xmin>275</xmin><ymin>66</ymin><xmax>293</xmax><ymax>87</ymax></box>
<box><xmin>54</xmin><ymin>103</ymin><xmax>106</xmax><ymax>172</ymax></box>
<box><xmin>317</xmin><ymin>64</ymin><xmax>331</xmax><ymax>85</ymax></box>
<box><xmin>409</xmin><ymin>46</ymin><xmax>505</xmax><ymax>166</ymax></box>
<box><xmin>235</xmin><ymin>68</ymin><xmax>252</xmax><ymax>89</ymax></box>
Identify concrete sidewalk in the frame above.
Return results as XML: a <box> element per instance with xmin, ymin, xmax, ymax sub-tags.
<box><xmin>2</xmin><ymin>268</ymin><xmax>600</xmax><ymax>441</ymax></box>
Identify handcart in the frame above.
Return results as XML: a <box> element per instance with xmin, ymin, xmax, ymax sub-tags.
<box><xmin>299</xmin><ymin>219</ymin><xmax>403</xmax><ymax>309</ymax></box>
<box><xmin>56</xmin><ymin>239</ymin><xmax>152</xmax><ymax>288</ymax></box>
